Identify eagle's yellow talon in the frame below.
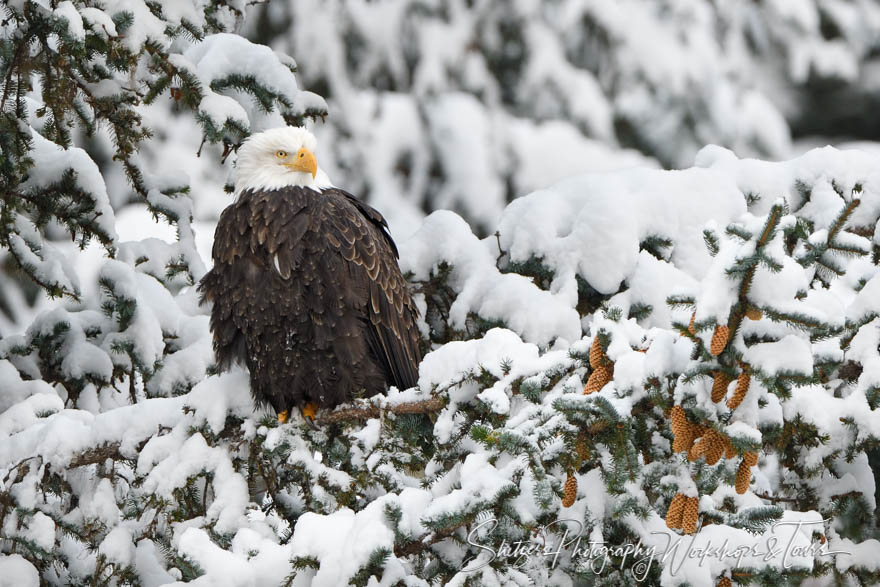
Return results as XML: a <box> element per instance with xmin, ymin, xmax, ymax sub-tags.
<box><xmin>277</xmin><ymin>410</ymin><xmax>289</xmax><ymax>424</ymax></box>
<box><xmin>301</xmin><ymin>403</ymin><xmax>318</xmax><ymax>420</ymax></box>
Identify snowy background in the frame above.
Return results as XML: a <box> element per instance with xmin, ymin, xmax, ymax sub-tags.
<box><xmin>7</xmin><ymin>0</ymin><xmax>880</xmax><ymax>331</ymax></box>
<box><xmin>5</xmin><ymin>0</ymin><xmax>880</xmax><ymax>585</ymax></box>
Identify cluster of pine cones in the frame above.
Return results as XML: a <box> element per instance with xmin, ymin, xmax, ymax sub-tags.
<box><xmin>666</xmin><ymin>313</ymin><xmax>761</xmax><ymax>537</ymax></box>
<box><xmin>565</xmin><ymin>317</ymin><xmax>761</xmax><ymax>535</ymax></box>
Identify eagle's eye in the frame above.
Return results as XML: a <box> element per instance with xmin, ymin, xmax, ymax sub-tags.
<box><xmin>275</xmin><ymin>150</ymin><xmax>288</xmax><ymax>159</ymax></box>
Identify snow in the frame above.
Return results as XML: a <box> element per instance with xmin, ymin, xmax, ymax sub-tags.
<box><xmin>78</xmin><ymin>7</ymin><xmax>117</xmax><ymax>37</ymax></box>
<box><xmin>181</xmin><ymin>34</ymin><xmax>328</xmax><ymax>131</ymax></box>
<box><xmin>95</xmin><ymin>0</ymin><xmax>192</xmax><ymax>51</ymax></box>
<box><xmin>426</xmin><ymin>93</ymin><xmax>506</xmax><ymax>230</ymax></box>
<box><xmin>0</xmin><ymin>554</ymin><xmax>39</xmax><ymax>587</ymax></box>
<box><xmin>174</xmin><ymin>528</ymin><xmax>255</xmax><ymax>586</ymax></box>
<box><xmin>402</xmin><ymin>212</ymin><xmax>581</xmax><ymax>347</ymax></box>
<box><xmin>18</xmin><ymin>511</ymin><xmax>55</xmax><ymax>551</ymax></box>
<box><xmin>53</xmin><ymin>2</ymin><xmax>85</xmax><ymax>40</ymax></box>
<box><xmin>21</xmin><ymin>130</ymin><xmax>117</xmax><ymax>242</ymax></box>
<box><xmin>743</xmin><ymin>335</ymin><xmax>814</xmax><ymax>376</ymax></box>
<box><xmin>420</xmin><ymin>328</ymin><xmax>539</xmax><ymax>390</ymax></box>
<box><xmin>0</xmin><ymin>359</ymin><xmax>57</xmax><ymax>415</ymax></box>
<box><xmin>498</xmin><ymin>166</ymin><xmax>746</xmax><ymax>296</ymax></box>
<box><xmin>99</xmin><ymin>526</ymin><xmax>135</xmax><ymax>567</ymax></box>
<box><xmin>423</xmin><ymin>453</ymin><xmax>518</xmax><ymax>523</ymax></box>
<box><xmin>289</xmin><ymin>501</ymin><xmax>401</xmax><ymax>587</ymax></box>
<box><xmin>847</xmin><ymin>273</ymin><xmax>880</xmax><ymax>321</ymax></box>
<box><xmin>834</xmin><ymin>535</ymin><xmax>880</xmax><ymax>574</ymax></box>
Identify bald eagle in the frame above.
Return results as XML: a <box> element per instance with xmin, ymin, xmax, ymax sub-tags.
<box><xmin>198</xmin><ymin>127</ymin><xmax>421</xmax><ymax>422</ymax></box>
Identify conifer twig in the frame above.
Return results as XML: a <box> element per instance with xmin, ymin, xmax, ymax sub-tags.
<box><xmin>754</xmin><ymin>491</ymin><xmax>799</xmax><ymax>504</ymax></box>
<box><xmin>394</xmin><ymin>517</ymin><xmax>474</xmax><ymax>557</ymax></box>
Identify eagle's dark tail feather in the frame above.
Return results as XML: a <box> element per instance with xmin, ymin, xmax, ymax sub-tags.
<box><xmin>364</xmin><ymin>320</ymin><xmax>418</xmax><ymax>391</ymax></box>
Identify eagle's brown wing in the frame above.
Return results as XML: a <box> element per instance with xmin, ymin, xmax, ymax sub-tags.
<box><xmin>199</xmin><ymin>190</ymin><xmax>312</xmax><ymax>373</ymax></box>
<box><xmin>266</xmin><ymin>187</ymin><xmax>422</xmax><ymax>391</ymax></box>
<box><xmin>324</xmin><ymin>189</ymin><xmax>421</xmax><ymax>389</ymax></box>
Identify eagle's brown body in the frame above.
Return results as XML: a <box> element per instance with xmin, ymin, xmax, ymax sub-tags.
<box><xmin>198</xmin><ymin>186</ymin><xmax>421</xmax><ymax>413</ymax></box>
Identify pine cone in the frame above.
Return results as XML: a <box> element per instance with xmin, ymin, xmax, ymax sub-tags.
<box><xmin>710</xmin><ymin>324</ymin><xmax>730</xmax><ymax>356</ymax></box>
<box><xmin>669</xmin><ymin>405</ymin><xmax>687</xmax><ymax>435</ymax></box>
<box><xmin>688</xmin><ymin>434</ymin><xmax>711</xmax><ymax>462</ymax></box>
<box><xmin>717</xmin><ymin>576</ymin><xmax>732</xmax><ymax>587</ymax></box>
<box><xmin>673</xmin><ymin>425</ymin><xmax>696</xmax><ymax>453</ymax></box>
<box><xmin>735</xmin><ymin>459</ymin><xmax>752</xmax><ymax>494</ymax></box>
<box><xmin>681</xmin><ymin>496</ymin><xmax>700</xmax><ymax>534</ymax></box>
<box><xmin>743</xmin><ymin>451</ymin><xmax>759</xmax><ymax>467</ymax></box>
<box><xmin>575</xmin><ymin>433</ymin><xmax>591</xmax><ymax>462</ymax></box>
<box><xmin>583</xmin><ymin>364</ymin><xmax>612</xmax><ymax>394</ymax></box>
<box><xmin>562</xmin><ymin>474</ymin><xmax>578</xmax><ymax>508</ymax></box>
<box><xmin>665</xmin><ymin>493</ymin><xmax>687</xmax><ymax>530</ymax></box>
<box><xmin>723</xmin><ymin>437</ymin><xmax>737</xmax><ymax>459</ymax></box>
<box><xmin>705</xmin><ymin>431</ymin><xmax>725</xmax><ymax>466</ymax></box>
<box><xmin>673</xmin><ymin>427</ymin><xmax>695</xmax><ymax>453</ymax></box>
<box><xmin>745</xmin><ymin>306</ymin><xmax>763</xmax><ymax>321</ymax></box>
<box><xmin>712</xmin><ymin>372</ymin><xmax>732</xmax><ymax>403</ymax></box>
<box><xmin>589</xmin><ymin>339</ymin><xmax>604</xmax><ymax>369</ymax></box>
<box><xmin>727</xmin><ymin>368</ymin><xmax>750</xmax><ymax>411</ymax></box>
<box><xmin>688</xmin><ymin>312</ymin><xmax>696</xmax><ymax>335</ymax></box>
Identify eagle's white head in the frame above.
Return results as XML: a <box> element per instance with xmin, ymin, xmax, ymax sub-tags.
<box><xmin>234</xmin><ymin>126</ymin><xmax>332</xmax><ymax>194</ymax></box>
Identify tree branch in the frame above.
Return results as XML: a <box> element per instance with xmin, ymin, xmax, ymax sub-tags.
<box><xmin>754</xmin><ymin>491</ymin><xmax>799</xmax><ymax>504</ymax></box>
<box><xmin>69</xmin><ymin>442</ymin><xmax>125</xmax><ymax>468</ymax></box>
<box><xmin>394</xmin><ymin>519</ymin><xmax>471</xmax><ymax>557</ymax></box>
<box><xmin>316</xmin><ymin>397</ymin><xmax>446</xmax><ymax>425</ymax></box>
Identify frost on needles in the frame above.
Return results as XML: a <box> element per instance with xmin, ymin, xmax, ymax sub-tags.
<box><xmin>3</xmin><ymin>2</ymin><xmax>880</xmax><ymax>587</ymax></box>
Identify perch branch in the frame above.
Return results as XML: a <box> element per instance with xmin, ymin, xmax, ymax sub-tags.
<box><xmin>316</xmin><ymin>397</ymin><xmax>446</xmax><ymax>425</ymax></box>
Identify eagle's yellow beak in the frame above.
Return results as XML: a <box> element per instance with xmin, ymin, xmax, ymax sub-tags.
<box><xmin>284</xmin><ymin>147</ymin><xmax>317</xmax><ymax>178</ymax></box>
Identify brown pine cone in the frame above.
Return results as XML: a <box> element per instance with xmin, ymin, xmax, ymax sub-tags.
<box><xmin>562</xmin><ymin>474</ymin><xmax>578</xmax><ymax>507</ymax></box>
<box><xmin>688</xmin><ymin>312</ymin><xmax>696</xmax><ymax>335</ymax></box>
<box><xmin>673</xmin><ymin>425</ymin><xmax>696</xmax><ymax>453</ymax></box>
<box><xmin>712</xmin><ymin>372</ymin><xmax>732</xmax><ymax>403</ymax></box>
<box><xmin>710</xmin><ymin>324</ymin><xmax>730</xmax><ymax>356</ymax></box>
<box><xmin>745</xmin><ymin>306</ymin><xmax>763</xmax><ymax>321</ymax></box>
<box><xmin>669</xmin><ymin>405</ymin><xmax>688</xmax><ymax>435</ymax></box>
<box><xmin>723</xmin><ymin>437</ymin><xmax>737</xmax><ymax>459</ymax></box>
<box><xmin>743</xmin><ymin>451</ymin><xmax>759</xmax><ymax>467</ymax></box>
<box><xmin>735</xmin><ymin>459</ymin><xmax>752</xmax><ymax>494</ymax></box>
<box><xmin>589</xmin><ymin>339</ymin><xmax>604</xmax><ymax>369</ymax></box>
<box><xmin>688</xmin><ymin>434</ymin><xmax>711</xmax><ymax>461</ymax></box>
<box><xmin>575</xmin><ymin>433</ymin><xmax>591</xmax><ymax>462</ymax></box>
<box><xmin>717</xmin><ymin>576</ymin><xmax>732</xmax><ymax>587</ymax></box>
<box><xmin>681</xmin><ymin>496</ymin><xmax>700</xmax><ymax>534</ymax></box>
<box><xmin>705</xmin><ymin>431</ymin><xmax>725</xmax><ymax>466</ymax></box>
<box><xmin>727</xmin><ymin>368</ymin><xmax>750</xmax><ymax>411</ymax></box>
<box><xmin>665</xmin><ymin>493</ymin><xmax>687</xmax><ymax>530</ymax></box>
<box><xmin>583</xmin><ymin>364</ymin><xmax>612</xmax><ymax>394</ymax></box>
